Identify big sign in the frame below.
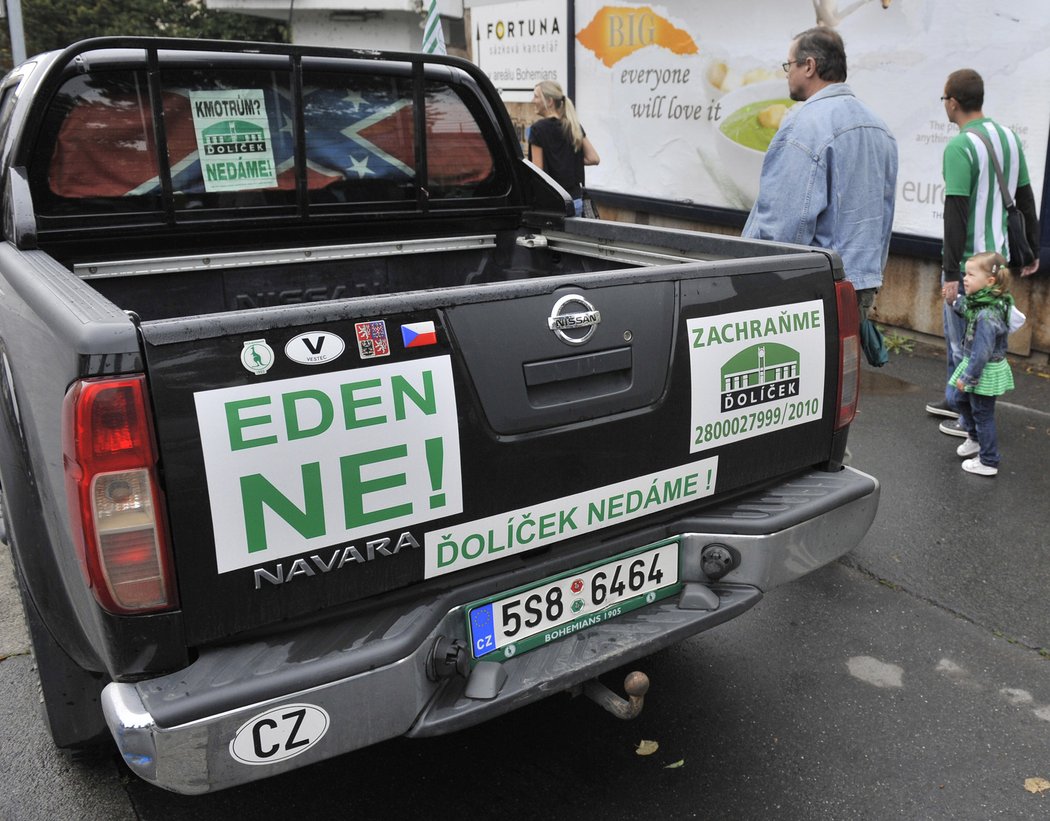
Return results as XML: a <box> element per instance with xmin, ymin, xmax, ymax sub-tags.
<box><xmin>573</xmin><ymin>0</ymin><xmax>1050</xmax><ymax>239</ymax></box>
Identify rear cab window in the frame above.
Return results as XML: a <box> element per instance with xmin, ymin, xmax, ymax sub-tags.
<box><xmin>29</xmin><ymin>49</ymin><xmax>511</xmax><ymax>227</ymax></box>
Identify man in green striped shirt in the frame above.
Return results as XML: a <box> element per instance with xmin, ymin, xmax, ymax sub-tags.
<box><xmin>927</xmin><ymin>69</ymin><xmax>1039</xmax><ymax>433</ymax></box>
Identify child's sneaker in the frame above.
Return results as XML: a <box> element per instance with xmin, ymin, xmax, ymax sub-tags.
<box><xmin>962</xmin><ymin>457</ymin><xmax>997</xmax><ymax>476</ymax></box>
<box><xmin>956</xmin><ymin>438</ymin><xmax>980</xmax><ymax>458</ymax></box>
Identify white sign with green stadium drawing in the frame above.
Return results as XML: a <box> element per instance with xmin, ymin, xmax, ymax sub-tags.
<box><xmin>687</xmin><ymin>300</ymin><xmax>826</xmax><ymax>452</ymax></box>
<box><xmin>189</xmin><ymin>89</ymin><xmax>278</xmax><ymax>193</ymax></box>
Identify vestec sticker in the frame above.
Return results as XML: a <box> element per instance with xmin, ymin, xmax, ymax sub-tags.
<box><xmin>285</xmin><ymin>331</ymin><xmax>345</xmax><ymax>365</ymax></box>
<box><xmin>687</xmin><ymin>300</ymin><xmax>826</xmax><ymax>452</ymax></box>
<box><xmin>194</xmin><ymin>355</ymin><xmax>462</xmax><ymax>574</ymax></box>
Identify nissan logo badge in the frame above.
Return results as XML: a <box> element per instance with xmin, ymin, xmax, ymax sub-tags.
<box><xmin>547</xmin><ymin>294</ymin><xmax>601</xmax><ymax>346</ymax></box>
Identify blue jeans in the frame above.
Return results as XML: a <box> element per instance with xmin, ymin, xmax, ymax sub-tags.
<box><xmin>942</xmin><ymin>282</ymin><xmax>966</xmax><ymax>411</ymax></box>
<box><xmin>957</xmin><ymin>392</ymin><xmax>1000</xmax><ymax>467</ymax></box>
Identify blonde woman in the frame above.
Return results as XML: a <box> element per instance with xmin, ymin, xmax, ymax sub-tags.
<box><xmin>528</xmin><ymin>81</ymin><xmax>600</xmax><ymax>216</ymax></box>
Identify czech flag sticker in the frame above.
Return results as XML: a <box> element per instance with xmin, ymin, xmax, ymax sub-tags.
<box><xmin>401</xmin><ymin>320</ymin><xmax>438</xmax><ymax>348</ymax></box>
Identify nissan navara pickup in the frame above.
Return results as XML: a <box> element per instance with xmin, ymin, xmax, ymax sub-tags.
<box><xmin>0</xmin><ymin>38</ymin><xmax>879</xmax><ymax>793</ymax></box>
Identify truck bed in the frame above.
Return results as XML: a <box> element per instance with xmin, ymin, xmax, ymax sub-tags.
<box><xmin>75</xmin><ymin>220</ymin><xmax>768</xmax><ymax>321</ymax></box>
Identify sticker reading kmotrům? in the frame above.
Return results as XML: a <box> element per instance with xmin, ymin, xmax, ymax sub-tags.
<box><xmin>190</xmin><ymin>89</ymin><xmax>278</xmax><ymax>193</ymax></box>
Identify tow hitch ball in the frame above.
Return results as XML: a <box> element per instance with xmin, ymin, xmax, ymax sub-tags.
<box><xmin>581</xmin><ymin>671</ymin><xmax>650</xmax><ymax>720</ymax></box>
<box><xmin>429</xmin><ymin>636</ymin><xmax>650</xmax><ymax>719</ymax></box>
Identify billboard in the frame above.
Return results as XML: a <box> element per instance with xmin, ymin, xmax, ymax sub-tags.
<box><xmin>572</xmin><ymin>0</ymin><xmax>1050</xmax><ymax>239</ymax></box>
<box><xmin>471</xmin><ymin>0</ymin><xmax>571</xmax><ymax>103</ymax></box>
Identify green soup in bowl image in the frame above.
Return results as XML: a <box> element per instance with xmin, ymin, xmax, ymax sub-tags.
<box><xmin>720</xmin><ymin>98</ymin><xmax>794</xmax><ymax>151</ymax></box>
<box><xmin>714</xmin><ymin>80</ymin><xmax>796</xmax><ymax>206</ymax></box>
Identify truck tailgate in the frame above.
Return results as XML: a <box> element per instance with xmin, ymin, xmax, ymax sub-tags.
<box><xmin>140</xmin><ymin>252</ymin><xmax>844</xmax><ymax>645</ymax></box>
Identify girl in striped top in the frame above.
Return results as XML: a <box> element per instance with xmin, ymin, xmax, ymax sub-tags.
<box><xmin>949</xmin><ymin>251</ymin><xmax>1014</xmax><ymax>476</ymax></box>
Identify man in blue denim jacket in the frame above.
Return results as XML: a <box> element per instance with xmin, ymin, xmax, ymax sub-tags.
<box><xmin>742</xmin><ymin>27</ymin><xmax>898</xmax><ymax>320</ymax></box>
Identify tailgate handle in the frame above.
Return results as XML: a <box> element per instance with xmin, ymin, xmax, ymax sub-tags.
<box><xmin>523</xmin><ymin>347</ymin><xmax>632</xmax><ymax>387</ymax></box>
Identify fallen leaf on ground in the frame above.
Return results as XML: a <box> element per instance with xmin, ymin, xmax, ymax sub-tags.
<box><xmin>664</xmin><ymin>760</ymin><xmax>685</xmax><ymax>769</ymax></box>
<box><xmin>1024</xmin><ymin>777</ymin><xmax>1050</xmax><ymax>794</ymax></box>
<box><xmin>635</xmin><ymin>739</ymin><xmax>659</xmax><ymax>756</ymax></box>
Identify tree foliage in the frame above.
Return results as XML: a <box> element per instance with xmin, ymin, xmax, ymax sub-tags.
<box><xmin>0</xmin><ymin>0</ymin><xmax>287</xmax><ymax>70</ymax></box>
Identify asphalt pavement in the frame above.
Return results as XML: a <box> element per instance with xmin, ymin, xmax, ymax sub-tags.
<box><xmin>848</xmin><ymin>341</ymin><xmax>1050</xmax><ymax>652</ymax></box>
<box><xmin>1</xmin><ymin>342</ymin><xmax>1048</xmax><ymax>819</ymax></box>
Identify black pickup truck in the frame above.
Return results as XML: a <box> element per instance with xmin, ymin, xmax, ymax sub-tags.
<box><xmin>0</xmin><ymin>37</ymin><xmax>878</xmax><ymax>793</ymax></box>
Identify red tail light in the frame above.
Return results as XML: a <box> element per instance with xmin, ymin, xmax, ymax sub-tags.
<box><xmin>834</xmin><ymin>280</ymin><xmax>861</xmax><ymax>430</ymax></box>
<box><xmin>63</xmin><ymin>376</ymin><xmax>177</xmax><ymax>614</ymax></box>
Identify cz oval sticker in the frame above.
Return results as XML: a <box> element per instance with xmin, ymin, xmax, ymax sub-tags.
<box><xmin>284</xmin><ymin>332</ymin><xmax>345</xmax><ymax>365</ymax></box>
<box><xmin>229</xmin><ymin>703</ymin><xmax>330</xmax><ymax>765</ymax></box>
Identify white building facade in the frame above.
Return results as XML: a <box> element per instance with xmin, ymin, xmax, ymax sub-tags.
<box><xmin>206</xmin><ymin>0</ymin><xmax>465</xmax><ymax>53</ymax></box>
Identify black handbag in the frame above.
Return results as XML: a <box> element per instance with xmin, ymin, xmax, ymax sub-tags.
<box><xmin>1005</xmin><ymin>205</ymin><xmax>1035</xmax><ymax>269</ymax></box>
<box><xmin>971</xmin><ymin>129</ymin><xmax>1035</xmax><ymax>269</ymax></box>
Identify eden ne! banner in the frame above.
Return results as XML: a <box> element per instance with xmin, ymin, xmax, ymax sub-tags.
<box><xmin>573</xmin><ymin>0</ymin><xmax>1050</xmax><ymax>239</ymax></box>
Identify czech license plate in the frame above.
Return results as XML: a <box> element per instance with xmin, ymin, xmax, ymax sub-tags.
<box><xmin>466</xmin><ymin>539</ymin><xmax>681</xmax><ymax>663</ymax></box>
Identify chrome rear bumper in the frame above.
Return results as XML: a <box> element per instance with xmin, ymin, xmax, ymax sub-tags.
<box><xmin>103</xmin><ymin>467</ymin><xmax>878</xmax><ymax>794</ymax></box>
